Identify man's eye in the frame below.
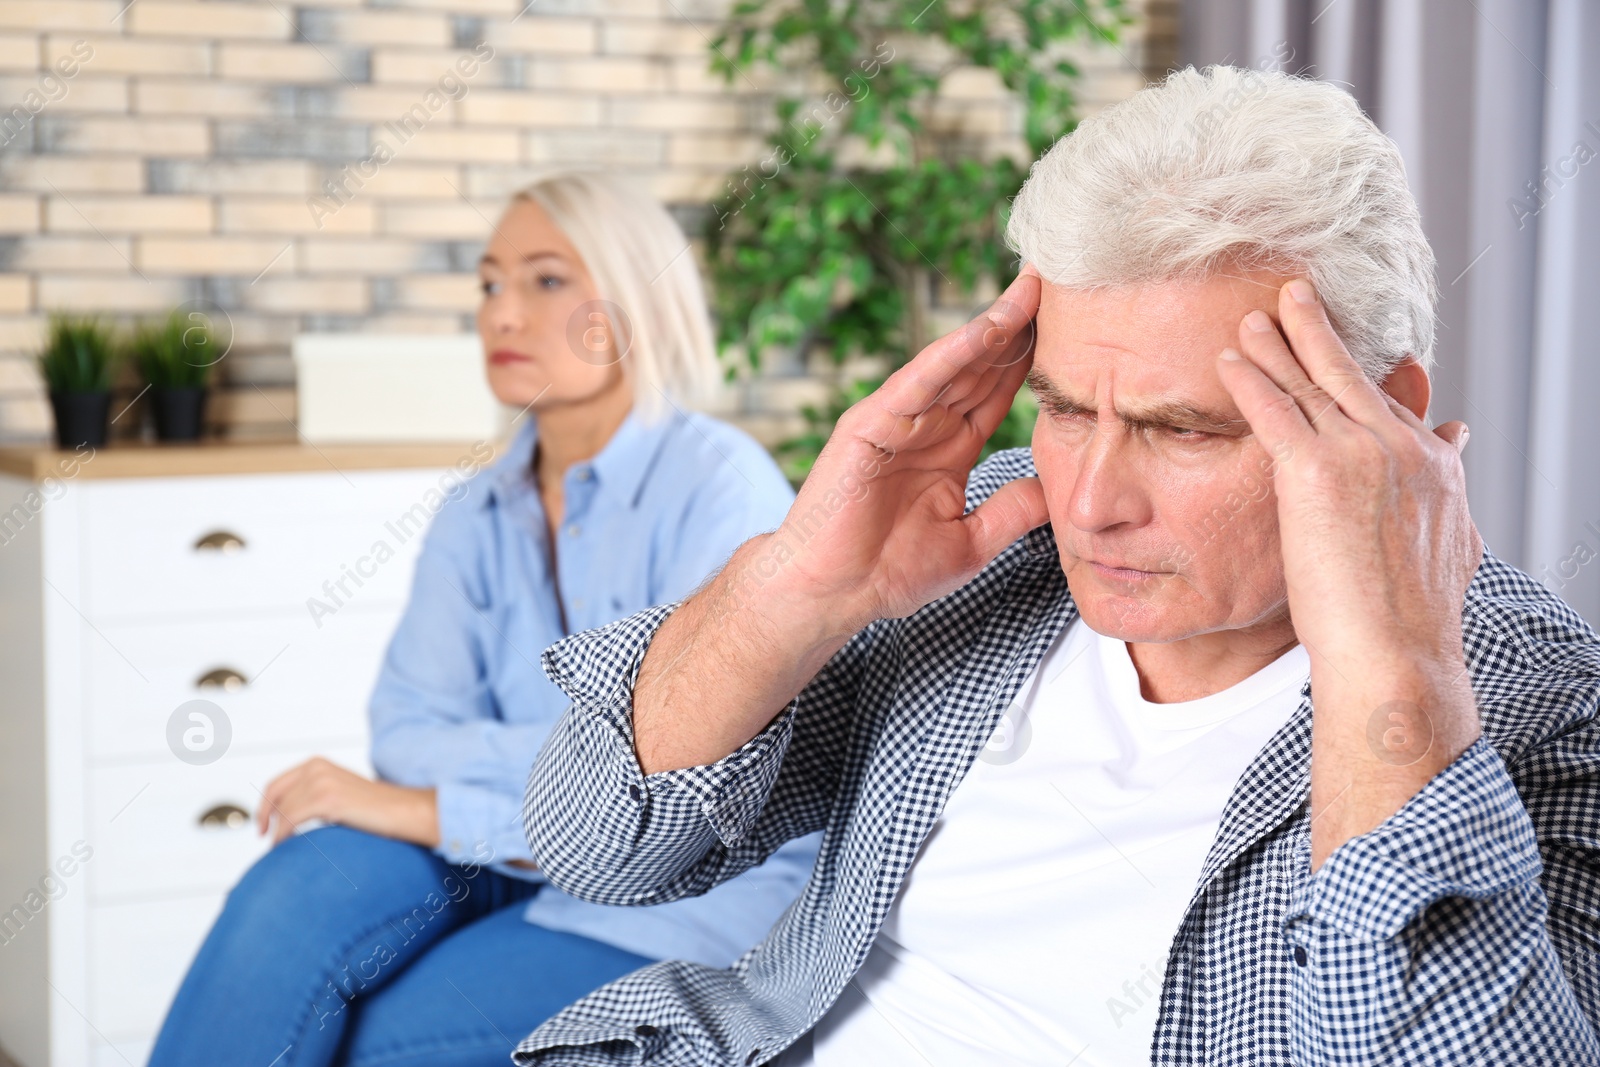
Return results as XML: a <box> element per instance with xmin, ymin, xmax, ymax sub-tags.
<box><xmin>1166</xmin><ymin>426</ymin><xmax>1211</xmax><ymax>441</ymax></box>
<box><xmin>480</xmin><ymin>279</ymin><xmax>501</xmax><ymax>296</ymax></box>
<box><xmin>537</xmin><ymin>275</ymin><xmax>564</xmax><ymax>290</ymax></box>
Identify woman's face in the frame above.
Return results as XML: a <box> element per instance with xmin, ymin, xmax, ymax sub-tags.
<box><xmin>476</xmin><ymin>198</ymin><xmax>627</xmax><ymax>410</ymax></box>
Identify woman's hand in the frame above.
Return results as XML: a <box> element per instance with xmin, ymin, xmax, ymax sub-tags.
<box><xmin>256</xmin><ymin>756</ymin><xmax>441</xmax><ymax>847</ymax></box>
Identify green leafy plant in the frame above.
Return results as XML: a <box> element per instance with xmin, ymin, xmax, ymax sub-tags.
<box><xmin>37</xmin><ymin>313</ymin><xmax>117</xmax><ymax>393</ymax></box>
<box><xmin>129</xmin><ymin>310</ymin><xmax>216</xmax><ymax>389</ymax></box>
<box><xmin>705</xmin><ymin>0</ymin><xmax>1130</xmax><ymax>479</ymax></box>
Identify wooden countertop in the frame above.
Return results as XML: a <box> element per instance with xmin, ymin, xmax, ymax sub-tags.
<box><xmin>0</xmin><ymin>439</ymin><xmax>503</xmax><ymax>481</ymax></box>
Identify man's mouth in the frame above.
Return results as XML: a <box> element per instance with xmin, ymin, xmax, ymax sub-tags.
<box><xmin>1087</xmin><ymin>560</ymin><xmax>1165</xmax><ymax>582</ymax></box>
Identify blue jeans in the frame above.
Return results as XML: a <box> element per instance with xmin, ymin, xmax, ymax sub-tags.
<box><xmin>149</xmin><ymin>826</ymin><xmax>653</xmax><ymax>1067</ymax></box>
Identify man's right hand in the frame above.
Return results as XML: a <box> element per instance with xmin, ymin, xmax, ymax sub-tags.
<box><xmin>632</xmin><ymin>268</ymin><xmax>1049</xmax><ymax>774</ymax></box>
<box><xmin>770</xmin><ymin>267</ymin><xmax>1050</xmax><ymax>632</ymax></box>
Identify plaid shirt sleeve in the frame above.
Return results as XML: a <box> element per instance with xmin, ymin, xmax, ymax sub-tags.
<box><xmin>523</xmin><ymin>598</ymin><xmax>883</xmax><ymax>908</ymax></box>
<box><xmin>1283</xmin><ymin>715</ymin><xmax>1600</xmax><ymax>1064</ymax></box>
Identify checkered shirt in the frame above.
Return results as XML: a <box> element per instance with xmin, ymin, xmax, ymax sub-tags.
<box><xmin>515</xmin><ymin>446</ymin><xmax>1600</xmax><ymax>1066</ymax></box>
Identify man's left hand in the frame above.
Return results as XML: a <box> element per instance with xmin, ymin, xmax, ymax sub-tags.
<box><xmin>1217</xmin><ymin>277</ymin><xmax>1484</xmax><ymax>870</ymax></box>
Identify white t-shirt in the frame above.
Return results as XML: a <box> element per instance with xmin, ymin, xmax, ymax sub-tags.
<box><xmin>775</xmin><ymin>617</ymin><xmax>1309</xmax><ymax>1066</ymax></box>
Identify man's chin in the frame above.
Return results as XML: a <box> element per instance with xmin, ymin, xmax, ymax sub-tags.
<box><xmin>1065</xmin><ymin>573</ymin><xmax>1194</xmax><ymax>644</ymax></box>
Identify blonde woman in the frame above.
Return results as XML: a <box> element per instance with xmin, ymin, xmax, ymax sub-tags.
<box><xmin>150</xmin><ymin>172</ymin><xmax>821</xmax><ymax>1067</ymax></box>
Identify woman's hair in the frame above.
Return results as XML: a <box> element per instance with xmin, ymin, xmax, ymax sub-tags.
<box><xmin>1006</xmin><ymin>65</ymin><xmax>1437</xmax><ymax>380</ymax></box>
<box><xmin>511</xmin><ymin>170</ymin><xmax>720</xmax><ymax>422</ymax></box>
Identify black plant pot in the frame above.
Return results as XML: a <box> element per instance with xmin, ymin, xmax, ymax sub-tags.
<box><xmin>49</xmin><ymin>390</ymin><xmax>111</xmax><ymax>449</ymax></box>
<box><xmin>151</xmin><ymin>385</ymin><xmax>208</xmax><ymax>442</ymax></box>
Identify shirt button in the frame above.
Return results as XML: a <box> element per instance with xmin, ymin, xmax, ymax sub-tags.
<box><xmin>627</xmin><ymin>785</ymin><xmax>642</xmax><ymax>802</ymax></box>
<box><xmin>577</xmin><ymin>467</ymin><xmax>592</xmax><ymax>481</ymax></box>
<box><xmin>634</xmin><ymin>1024</ymin><xmax>658</xmax><ymax>1037</ymax></box>
<box><xmin>566</xmin><ymin>522</ymin><xmax>581</xmax><ymax>537</ymax></box>
<box><xmin>1293</xmin><ymin>945</ymin><xmax>1308</xmax><ymax>967</ymax></box>
<box><xmin>745</xmin><ymin>1050</ymin><xmax>762</xmax><ymax>1065</ymax></box>
<box><xmin>572</xmin><ymin>597</ymin><xmax>585</xmax><ymax>611</ymax></box>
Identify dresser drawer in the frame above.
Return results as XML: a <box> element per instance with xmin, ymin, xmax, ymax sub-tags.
<box><xmin>88</xmin><ymin>746</ymin><xmax>370</xmax><ymax>902</ymax></box>
<box><xmin>85</xmin><ymin>608</ymin><xmax>396</xmax><ymax>761</ymax></box>
<box><xmin>79</xmin><ymin>469</ymin><xmax>451</xmax><ymax>621</ymax></box>
<box><xmin>94</xmin><ymin>1036</ymin><xmax>155</xmax><ymax>1067</ymax></box>
<box><xmin>88</xmin><ymin>894</ymin><xmax>225</xmax><ymax>1046</ymax></box>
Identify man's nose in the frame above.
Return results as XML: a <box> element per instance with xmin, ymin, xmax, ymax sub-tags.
<box><xmin>1066</xmin><ymin>429</ymin><xmax>1151</xmax><ymax>534</ymax></box>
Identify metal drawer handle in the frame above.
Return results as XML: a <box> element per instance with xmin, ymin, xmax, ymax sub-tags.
<box><xmin>193</xmin><ymin>530</ymin><xmax>246</xmax><ymax>553</ymax></box>
<box><xmin>198</xmin><ymin>803</ymin><xmax>249</xmax><ymax>830</ymax></box>
<box><xmin>195</xmin><ymin>667</ymin><xmax>248</xmax><ymax>691</ymax></box>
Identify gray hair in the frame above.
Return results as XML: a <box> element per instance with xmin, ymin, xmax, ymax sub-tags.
<box><xmin>1006</xmin><ymin>65</ymin><xmax>1437</xmax><ymax>379</ymax></box>
<box><xmin>513</xmin><ymin>170</ymin><xmax>720</xmax><ymax>421</ymax></box>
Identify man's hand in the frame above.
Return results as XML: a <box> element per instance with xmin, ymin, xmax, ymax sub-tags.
<box><xmin>1217</xmin><ymin>278</ymin><xmax>1483</xmax><ymax>871</ymax></box>
<box><xmin>632</xmin><ymin>268</ymin><xmax>1051</xmax><ymax>774</ymax></box>
<box><xmin>256</xmin><ymin>756</ymin><xmax>440</xmax><ymax>847</ymax></box>
<box><xmin>762</xmin><ymin>266</ymin><xmax>1052</xmax><ymax>632</ymax></box>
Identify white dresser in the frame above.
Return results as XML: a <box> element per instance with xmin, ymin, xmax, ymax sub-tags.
<box><xmin>0</xmin><ymin>442</ymin><xmax>496</xmax><ymax>1067</ymax></box>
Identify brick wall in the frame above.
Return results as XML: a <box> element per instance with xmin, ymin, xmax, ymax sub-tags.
<box><xmin>0</xmin><ymin>0</ymin><xmax>1177</xmax><ymax>446</ymax></box>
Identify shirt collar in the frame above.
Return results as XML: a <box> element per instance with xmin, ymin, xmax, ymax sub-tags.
<box><xmin>480</xmin><ymin>405</ymin><xmax>680</xmax><ymax>510</ymax></box>
<box><xmin>1024</xmin><ymin>520</ymin><xmax>1057</xmax><ymax>557</ymax></box>
<box><xmin>588</xmin><ymin>404</ymin><xmax>679</xmax><ymax>507</ymax></box>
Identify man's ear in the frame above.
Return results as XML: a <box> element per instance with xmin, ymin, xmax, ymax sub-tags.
<box><xmin>1380</xmin><ymin>356</ymin><xmax>1431</xmax><ymax>422</ymax></box>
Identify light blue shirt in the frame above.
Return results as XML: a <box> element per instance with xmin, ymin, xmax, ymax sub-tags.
<box><xmin>369</xmin><ymin>405</ymin><xmax>820</xmax><ymax>968</ymax></box>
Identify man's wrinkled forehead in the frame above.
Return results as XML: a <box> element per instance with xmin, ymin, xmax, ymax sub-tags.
<box><xmin>1023</xmin><ymin>365</ymin><xmax>1247</xmax><ymax>436</ymax></box>
<box><xmin>1028</xmin><ymin>270</ymin><xmax>1288</xmax><ymax>429</ymax></box>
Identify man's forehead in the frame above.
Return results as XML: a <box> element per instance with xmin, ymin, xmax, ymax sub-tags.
<box><xmin>1027</xmin><ymin>270</ymin><xmax>1285</xmax><ymax>426</ymax></box>
<box><xmin>1023</xmin><ymin>366</ymin><xmax>1247</xmax><ymax>434</ymax></box>
<box><xmin>1036</xmin><ymin>268</ymin><xmax>1286</xmax><ymax>364</ymax></box>
<box><xmin>1036</xmin><ymin>271</ymin><xmax>1285</xmax><ymax>355</ymax></box>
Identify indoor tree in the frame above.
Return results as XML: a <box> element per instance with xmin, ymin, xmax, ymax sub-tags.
<box><xmin>705</xmin><ymin>0</ymin><xmax>1132</xmax><ymax>478</ymax></box>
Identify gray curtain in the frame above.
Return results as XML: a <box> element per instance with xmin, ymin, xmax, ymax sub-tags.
<box><xmin>1180</xmin><ymin>0</ymin><xmax>1600</xmax><ymax>628</ymax></box>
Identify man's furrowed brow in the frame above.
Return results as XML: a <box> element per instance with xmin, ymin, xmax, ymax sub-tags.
<box><xmin>1024</xmin><ymin>367</ymin><xmax>1075</xmax><ymax>411</ymax></box>
<box><xmin>1023</xmin><ymin>368</ymin><xmax>1247</xmax><ymax>434</ymax></box>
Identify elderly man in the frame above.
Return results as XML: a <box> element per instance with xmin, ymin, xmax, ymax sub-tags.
<box><xmin>513</xmin><ymin>67</ymin><xmax>1600</xmax><ymax>1066</ymax></box>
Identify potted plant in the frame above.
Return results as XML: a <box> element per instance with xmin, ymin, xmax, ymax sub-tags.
<box><xmin>130</xmin><ymin>310</ymin><xmax>216</xmax><ymax>442</ymax></box>
<box><xmin>38</xmin><ymin>313</ymin><xmax>117</xmax><ymax>449</ymax></box>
